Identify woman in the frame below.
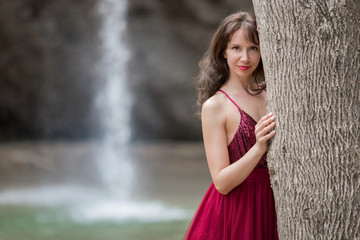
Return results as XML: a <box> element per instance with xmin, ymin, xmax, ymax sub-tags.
<box><xmin>184</xmin><ymin>11</ymin><xmax>278</xmax><ymax>239</ymax></box>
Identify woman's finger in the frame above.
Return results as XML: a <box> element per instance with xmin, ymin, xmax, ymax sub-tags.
<box><xmin>263</xmin><ymin>130</ymin><xmax>276</xmax><ymax>141</ymax></box>
<box><xmin>256</xmin><ymin>120</ymin><xmax>275</xmax><ymax>139</ymax></box>
<box><xmin>260</xmin><ymin>115</ymin><xmax>275</xmax><ymax>128</ymax></box>
<box><xmin>259</xmin><ymin>129</ymin><xmax>276</xmax><ymax>143</ymax></box>
<box><xmin>256</xmin><ymin>114</ymin><xmax>269</xmax><ymax>128</ymax></box>
<box><xmin>257</xmin><ymin>112</ymin><xmax>273</xmax><ymax>126</ymax></box>
<box><xmin>263</xmin><ymin>121</ymin><xmax>276</xmax><ymax>133</ymax></box>
<box><xmin>255</xmin><ymin>115</ymin><xmax>275</xmax><ymax>135</ymax></box>
<box><xmin>257</xmin><ymin>122</ymin><xmax>276</xmax><ymax>138</ymax></box>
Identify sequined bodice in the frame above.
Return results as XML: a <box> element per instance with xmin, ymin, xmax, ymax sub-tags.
<box><xmin>218</xmin><ymin>90</ymin><xmax>267</xmax><ymax>168</ymax></box>
<box><xmin>228</xmin><ymin>109</ymin><xmax>267</xmax><ymax>168</ymax></box>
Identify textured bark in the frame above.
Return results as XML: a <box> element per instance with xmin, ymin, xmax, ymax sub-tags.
<box><xmin>252</xmin><ymin>1</ymin><xmax>360</xmax><ymax>239</ymax></box>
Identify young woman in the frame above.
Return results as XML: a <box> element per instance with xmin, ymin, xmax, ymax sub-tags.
<box><xmin>184</xmin><ymin>11</ymin><xmax>278</xmax><ymax>239</ymax></box>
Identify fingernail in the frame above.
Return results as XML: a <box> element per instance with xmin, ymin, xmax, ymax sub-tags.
<box><xmin>268</xmin><ymin>112</ymin><xmax>273</xmax><ymax>116</ymax></box>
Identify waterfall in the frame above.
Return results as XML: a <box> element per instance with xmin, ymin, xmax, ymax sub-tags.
<box><xmin>0</xmin><ymin>0</ymin><xmax>189</xmax><ymax>224</ymax></box>
<box><xmin>95</xmin><ymin>0</ymin><xmax>133</xmax><ymax>197</ymax></box>
<box><xmin>75</xmin><ymin>0</ymin><xmax>188</xmax><ymax>222</ymax></box>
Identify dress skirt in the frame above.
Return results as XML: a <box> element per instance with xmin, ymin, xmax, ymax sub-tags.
<box><xmin>184</xmin><ymin>167</ymin><xmax>278</xmax><ymax>240</ymax></box>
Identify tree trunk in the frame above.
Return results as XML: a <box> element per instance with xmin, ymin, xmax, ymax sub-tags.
<box><xmin>252</xmin><ymin>1</ymin><xmax>360</xmax><ymax>239</ymax></box>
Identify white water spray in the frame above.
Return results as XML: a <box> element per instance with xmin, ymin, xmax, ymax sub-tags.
<box><xmin>95</xmin><ymin>0</ymin><xmax>133</xmax><ymax>197</ymax></box>
<box><xmin>0</xmin><ymin>0</ymin><xmax>190</xmax><ymax>223</ymax></box>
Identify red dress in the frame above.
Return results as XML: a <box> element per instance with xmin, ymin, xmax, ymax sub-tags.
<box><xmin>184</xmin><ymin>90</ymin><xmax>278</xmax><ymax>240</ymax></box>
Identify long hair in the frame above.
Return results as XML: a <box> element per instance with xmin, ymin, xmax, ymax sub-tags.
<box><xmin>196</xmin><ymin>11</ymin><xmax>265</xmax><ymax>109</ymax></box>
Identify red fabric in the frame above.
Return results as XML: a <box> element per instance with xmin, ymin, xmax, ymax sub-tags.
<box><xmin>184</xmin><ymin>91</ymin><xmax>278</xmax><ymax>240</ymax></box>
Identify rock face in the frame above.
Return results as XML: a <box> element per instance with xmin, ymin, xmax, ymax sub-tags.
<box><xmin>0</xmin><ymin>0</ymin><xmax>253</xmax><ymax>141</ymax></box>
<box><xmin>126</xmin><ymin>0</ymin><xmax>253</xmax><ymax>140</ymax></box>
<box><xmin>0</xmin><ymin>0</ymin><xmax>102</xmax><ymax>140</ymax></box>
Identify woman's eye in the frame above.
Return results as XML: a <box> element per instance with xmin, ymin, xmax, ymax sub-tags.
<box><xmin>250</xmin><ymin>46</ymin><xmax>258</xmax><ymax>51</ymax></box>
<box><xmin>232</xmin><ymin>46</ymin><xmax>240</xmax><ymax>50</ymax></box>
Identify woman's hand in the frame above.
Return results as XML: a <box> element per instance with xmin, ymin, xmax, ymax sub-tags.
<box><xmin>254</xmin><ymin>112</ymin><xmax>276</xmax><ymax>153</ymax></box>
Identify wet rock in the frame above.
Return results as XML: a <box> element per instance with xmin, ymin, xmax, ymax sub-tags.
<box><xmin>126</xmin><ymin>0</ymin><xmax>253</xmax><ymax>140</ymax></box>
<box><xmin>0</xmin><ymin>0</ymin><xmax>102</xmax><ymax>140</ymax></box>
<box><xmin>0</xmin><ymin>0</ymin><xmax>253</xmax><ymax>141</ymax></box>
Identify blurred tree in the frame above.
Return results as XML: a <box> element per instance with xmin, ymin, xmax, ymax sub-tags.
<box><xmin>253</xmin><ymin>0</ymin><xmax>360</xmax><ymax>239</ymax></box>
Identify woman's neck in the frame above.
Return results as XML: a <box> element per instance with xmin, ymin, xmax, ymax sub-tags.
<box><xmin>222</xmin><ymin>75</ymin><xmax>254</xmax><ymax>94</ymax></box>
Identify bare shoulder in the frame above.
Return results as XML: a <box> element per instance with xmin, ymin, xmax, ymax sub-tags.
<box><xmin>201</xmin><ymin>93</ymin><xmax>228</xmax><ymax>124</ymax></box>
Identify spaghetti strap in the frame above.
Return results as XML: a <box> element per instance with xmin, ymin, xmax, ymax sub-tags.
<box><xmin>218</xmin><ymin>89</ymin><xmax>258</xmax><ymax>124</ymax></box>
<box><xmin>218</xmin><ymin>89</ymin><xmax>240</xmax><ymax>110</ymax></box>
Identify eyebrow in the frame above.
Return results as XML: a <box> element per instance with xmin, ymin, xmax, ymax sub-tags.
<box><xmin>229</xmin><ymin>43</ymin><xmax>259</xmax><ymax>47</ymax></box>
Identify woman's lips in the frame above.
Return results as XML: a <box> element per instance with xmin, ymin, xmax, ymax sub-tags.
<box><xmin>238</xmin><ymin>66</ymin><xmax>251</xmax><ymax>70</ymax></box>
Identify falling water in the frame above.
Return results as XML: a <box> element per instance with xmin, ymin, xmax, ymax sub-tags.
<box><xmin>70</xmin><ymin>0</ymin><xmax>188</xmax><ymax>222</ymax></box>
<box><xmin>94</xmin><ymin>0</ymin><xmax>133</xmax><ymax>198</ymax></box>
<box><xmin>0</xmin><ymin>0</ymin><xmax>188</xmax><ymax>224</ymax></box>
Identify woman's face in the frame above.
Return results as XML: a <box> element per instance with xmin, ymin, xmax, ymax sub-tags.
<box><xmin>224</xmin><ymin>27</ymin><xmax>261</xmax><ymax>82</ymax></box>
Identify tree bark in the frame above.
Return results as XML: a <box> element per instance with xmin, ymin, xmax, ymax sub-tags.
<box><xmin>252</xmin><ymin>1</ymin><xmax>360</xmax><ymax>239</ymax></box>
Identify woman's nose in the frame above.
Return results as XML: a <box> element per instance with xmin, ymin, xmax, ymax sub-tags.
<box><xmin>241</xmin><ymin>50</ymin><xmax>249</xmax><ymax>62</ymax></box>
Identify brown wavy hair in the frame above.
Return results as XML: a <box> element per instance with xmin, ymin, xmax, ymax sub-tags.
<box><xmin>196</xmin><ymin>11</ymin><xmax>265</xmax><ymax>109</ymax></box>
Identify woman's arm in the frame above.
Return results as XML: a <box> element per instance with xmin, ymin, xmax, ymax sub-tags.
<box><xmin>202</xmin><ymin>99</ymin><xmax>276</xmax><ymax>195</ymax></box>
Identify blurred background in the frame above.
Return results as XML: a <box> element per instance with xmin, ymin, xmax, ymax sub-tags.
<box><xmin>0</xmin><ymin>0</ymin><xmax>253</xmax><ymax>239</ymax></box>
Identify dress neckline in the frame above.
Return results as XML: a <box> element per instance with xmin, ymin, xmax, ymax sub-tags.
<box><xmin>218</xmin><ymin>89</ymin><xmax>259</xmax><ymax>124</ymax></box>
<box><xmin>240</xmin><ymin>109</ymin><xmax>258</xmax><ymax>124</ymax></box>
<box><xmin>227</xmin><ymin>110</ymin><xmax>257</xmax><ymax>147</ymax></box>
<box><xmin>218</xmin><ymin>89</ymin><xmax>259</xmax><ymax>146</ymax></box>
